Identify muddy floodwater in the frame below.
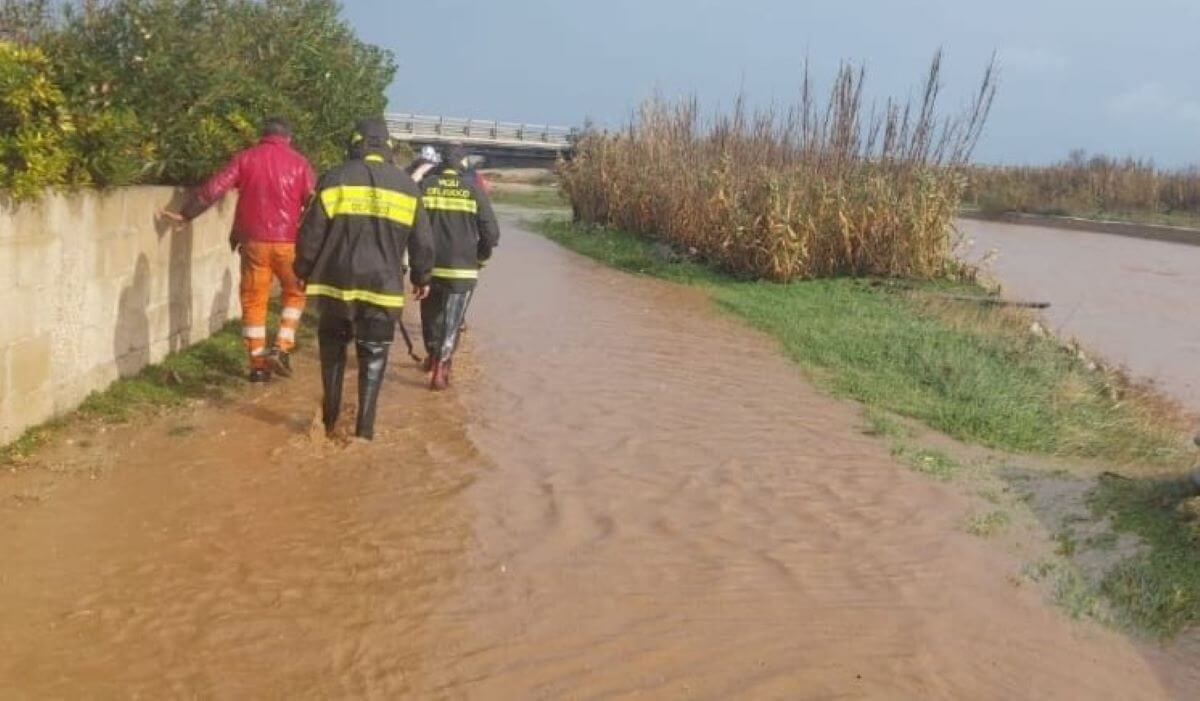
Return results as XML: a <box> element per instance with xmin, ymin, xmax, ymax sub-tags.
<box><xmin>1</xmin><ymin>211</ymin><xmax>1196</xmax><ymax>698</ymax></box>
<box><xmin>960</xmin><ymin>218</ymin><xmax>1200</xmax><ymax>415</ymax></box>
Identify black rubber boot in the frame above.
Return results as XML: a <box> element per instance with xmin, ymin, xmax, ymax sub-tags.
<box><xmin>355</xmin><ymin>340</ymin><xmax>391</xmax><ymax>440</ymax></box>
<box><xmin>429</xmin><ymin>291</ymin><xmax>471</xmax><ymax>391</ymax></box>
<box><xmin>319</xmin><ymin>337</ymin><xmax>348</xmax><ymax>433</ymax></box>
<box><xmin>420</xmin><ymin>287</ymin><xmax>444</xmax><ymax>360</ymax></box>
<box><xmin>436</xmin><ymin>290</ymin><xmax>473</xmax><ymax>364</ymax></box>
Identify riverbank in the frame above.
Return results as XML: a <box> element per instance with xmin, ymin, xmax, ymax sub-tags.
<box><xmin>959</xmin><ymin>217</ymin><xmax>1200</xmax><ymax>415</ymax></box>
<box><xmin>960</xmin><ymin>208</ymin><xmax>1200</xmax><ymax>247</ymax></box>
<box><xmin>532</xmin><ymin>215</ymin><xmax>1200</xmax><ymax>640</ymax></box>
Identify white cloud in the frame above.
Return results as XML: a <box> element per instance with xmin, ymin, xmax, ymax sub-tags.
<box><xmin>1106</xmin><ymin>82</ymin><xmax>1200</xmax><ymax>126</ymax></box>
<box><xmin>999</xmin><ymin>47</ymin><xmax>1068</xmax><ymax>74</ymax></box>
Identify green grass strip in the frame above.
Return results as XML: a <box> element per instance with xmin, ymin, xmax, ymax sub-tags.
<box><xmin>1090</xmin><ymin>475</ymin><xmax>1200</xmax><ymax>637</ymax></box>
<box><xmin>490</xmin><ymin>187</ymin><xmax>569</xmax><ymax>210</ymax></box>
<box><xmin>2</xmin><ymin>306</ymin><xmax>313</xmax><ymax>463</ymax></box>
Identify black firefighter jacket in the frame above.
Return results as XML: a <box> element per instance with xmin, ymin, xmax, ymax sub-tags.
<box><xmin>294</xmin><ymin>153</ymin><xmax>435</xmax><ymax>318</ymax></box>
<box><xmin>421</xmin><ymin>167</ymin><xmax>501</xmax><ymax>290</ymax></box>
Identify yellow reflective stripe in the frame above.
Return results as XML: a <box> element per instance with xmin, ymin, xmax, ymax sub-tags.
<box><xmin>364</xmin><ymin>154</ymin><xmax>385</xmax><ymax>163</ymax></box>
<box><xmin>320</xmin><ymin>186</ymin><xmax>417</xmax><ymax>225</ymax></box>
<box><xmin>432</xmin><ymin>267</ymin><xmax>480</xmax><ymax>280</ymax></box>
<box><xmin>422</xmin><ymin>195</ymin><xmax>478</xmax><ymax>214</ymax></box>
<box><xmin>305</xmin><ymin>283</ymin><xmax>405</xmax><ymax>308</ymax></box>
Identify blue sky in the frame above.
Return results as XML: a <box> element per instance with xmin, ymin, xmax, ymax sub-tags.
<box><xmin>342</xmin><ymin>0</ymin><xmax>1200</xmax><ymax>166</ymax></box>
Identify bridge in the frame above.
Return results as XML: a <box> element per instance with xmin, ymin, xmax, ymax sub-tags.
<box><xmin>385</xmin><ymin>113</ymin><xmax>575</xmax><ymax>167</ymax></box>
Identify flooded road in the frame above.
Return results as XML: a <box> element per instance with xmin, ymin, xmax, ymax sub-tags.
<box><xmin>0</xmin><ymin>211</ymin><xmax>1191</xmax><ymax>698</ymax></box>
<box><xmin>959</xmin><ymin>219</ymin><xmax>1200</xmax><ymax>415</ymax></box>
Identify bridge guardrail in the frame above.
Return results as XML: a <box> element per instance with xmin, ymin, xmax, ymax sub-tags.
<box><xmin>385</xmin><ymin>113</ymin><xmax>574</xmax><ymax>150</ymax></box>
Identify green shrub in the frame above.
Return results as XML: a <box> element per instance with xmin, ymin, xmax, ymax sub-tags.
<box><xmin>0</xmin><ymin>0</ymin><xmax>52</xmax><ymax>45</ymax></box>
<box><xmin>39</xmin><ymin>0</ymin><xmax>396</xmax><ymax>184</ymax></box>
<box><xmin>1</xmin><ymin>1</ymin><xmax>395</xmax><ymax>195</ymax></box>
<box><xmin>70</xmin><ymin>107</ymin><xmax>155</xmax><ymax>186</ymax></box>
<box><xmin>0</xmin><ymin>41</ymin><xmax>80</xmax><ymax>200</ymax></box>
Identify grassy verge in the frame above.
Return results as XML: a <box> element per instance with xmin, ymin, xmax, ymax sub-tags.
<box><xmin>1</xmin><ymin>321</ymin><xmax>243</xmax><ymax>464</ymax></box>
<box><xmin>1072</xmin><ymin>210</ymin><xmax>1200</xmax><ymax>230</ymax></box>
<box><xmin>490</xmin><ymin>185</ymin><xmax>568</xmax><ymax>210</ymax></box>
<box><xmin>533</xmin><ymin>216</ymin><xmax>1200</xmax><ymax>637</ymax></box>
<box><xmin>1</xmin><ymin>308</ymin><xmax>310</xmax><ymax>464</ymax></box>
<box><xmin>962</xmin><ymin>204</ymin><xmax>1200</xmax><ymax>232</ymax></box>
<box><xmin>1090</xmin><ymin>474</ymin><xmax>1200</xmax><ymax>635</ymax></box>
<box><xmin>74</xmin><ymin>321</ymin><xmax>247</xmax><ymax>424</ymax></box>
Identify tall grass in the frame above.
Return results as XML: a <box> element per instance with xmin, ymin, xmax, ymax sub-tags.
<box><xmin>559</xmin><ymin>52</ymin><xmax>998</xmax><ymax>281</ymax></box>
<box><xmin>966</xmin><ymin>151</ymin><xmax>1200</xmax><ymax>224</ymax></box>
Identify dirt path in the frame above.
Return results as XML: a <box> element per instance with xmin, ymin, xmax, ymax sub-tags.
<box><xmin>959</xmin><ymin>218</ymin><xmax>1200</xmax><ymax>415</ymax></box>
<box><xmin>0</xmin><ymin>212</ymin><xmax>1190</xmax><ymax>697</ymax></box>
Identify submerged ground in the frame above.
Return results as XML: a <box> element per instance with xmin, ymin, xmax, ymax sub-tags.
<box><xmin>1</xmin><ymin>210</ymin><xmax>1197</xmax><ymax>697</ymax></box>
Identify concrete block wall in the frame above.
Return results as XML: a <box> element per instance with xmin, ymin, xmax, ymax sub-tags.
<box><xmin>0</xmin><ymin>187</ymin><xmax>239</xmax><ymax>444</ymax></box>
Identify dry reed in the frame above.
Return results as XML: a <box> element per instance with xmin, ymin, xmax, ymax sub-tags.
<box><xmin>559</xmin><ymin>52</ymin><xmax>998</xmax><ymax>281</ymax></box>
<box><xmin>966</xmin><ymin>151</ymin><xmax>1200</xmax><ymax>222</ymax></box>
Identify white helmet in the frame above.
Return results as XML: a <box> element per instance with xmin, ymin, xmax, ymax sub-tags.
<box><xmin>420</xmin><ymin>145</ymin><xmax>442</xmax><ymax>164</ymax></box>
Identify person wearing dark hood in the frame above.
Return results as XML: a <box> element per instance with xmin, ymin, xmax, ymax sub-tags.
<box><xmin>419</xmin><ymin>145</ymin><xmax>501</xmax><ymax>390</ymax></box>
<box><xmin>294</xmin><ymin>118</ymin><xmax>434</xmax><ymax>440</ymax></box>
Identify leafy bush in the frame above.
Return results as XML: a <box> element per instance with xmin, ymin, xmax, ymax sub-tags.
<box><xmin>0</xmin><ymin>41</ymin><xmax>79</xmax><ymax>200</ymax></box>
<box><xmin>0</xmin><ymin>0</ymin><xmax>396</xmax><ymax>195</ymax></box>
<box><xmin>71</xmin><ymin>106</ymin><xmax>156</xmax><ymax>186</ymax></box>
<box><xmin>559</xmin><ymin>54</ymin><xmax>997</xmax><ymax>281</ymax></box>
<box><xmin>0</xmin><ymin>0</ymin><xmax>52</xmax><ymax>44</ymax></box>
<box><xmin>39</xmin><ymin>0</ymin><xmax>396</xmax><ymax>184</ymax></box>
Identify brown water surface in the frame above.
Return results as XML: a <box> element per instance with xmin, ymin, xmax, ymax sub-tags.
<box><xmin>0</xmin><ymin>212</ymin><xmax>1192</xmax><ymax>698</ymax></box>
<box><xmin>959</xmin><ymin>218</ymin><xmax>1200</xmax><ymax>414</ymax></box>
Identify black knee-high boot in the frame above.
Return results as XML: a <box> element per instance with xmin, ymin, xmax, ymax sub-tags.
<box><xmin>437</xmin><ymin>289</ymin><xmax>474</xmax><ymax>363</ymax></box>
<box><xmin>430</xmin><ymin>289</ymin><xmax>473</xmax><ymax>391</ymax></box>
<box><xmin>319</xmin><ymin>334</ymin><xmax>348</xmax><ymax>433</ymax></box>
<box><xmin>420</xmin><ymin>287</ymin><xmax>442</xmax><ymax>360</ymax></box>
<box><xmin>355</xmin><ymin>340</ymin><xmax>390</xmax><ymax>440</ymax></box>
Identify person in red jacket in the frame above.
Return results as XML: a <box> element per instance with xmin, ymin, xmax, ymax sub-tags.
<box><xmin>163</xmin><ymin>117</ymin><xmax>316</xmax><ymax>382</ymax></box>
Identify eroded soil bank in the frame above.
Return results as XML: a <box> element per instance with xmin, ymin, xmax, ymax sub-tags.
<box><xmin>0</xmin><ymin>213</ymin><xmax>1194</xmax><ymax>698</ymax></box>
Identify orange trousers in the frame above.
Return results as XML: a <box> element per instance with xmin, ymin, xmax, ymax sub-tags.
<box><xmin>240</xmin><ymin>241</ymin><xmax>306</xmax><ymax>370</ymax></box>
